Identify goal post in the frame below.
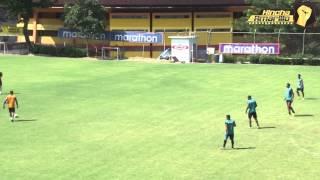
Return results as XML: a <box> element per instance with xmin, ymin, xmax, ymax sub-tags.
<box><xmin>0</xmin><ymin>42</ymin><xmax>8</xmax><ymax>54</ymax></box>
<box><xmin>101</xmin><ymin>47</ymin><xmax>120</xmax><ymax>60</ymax></box>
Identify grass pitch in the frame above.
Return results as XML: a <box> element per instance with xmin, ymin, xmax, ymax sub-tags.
<box><xmin>0</xmin><ymin>56</ymin><xmax>319</xmax><ymax>179</ymax></box>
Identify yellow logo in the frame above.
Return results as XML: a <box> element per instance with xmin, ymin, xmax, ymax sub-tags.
<box><xmin>296</xmin><ymin>5</ymin><xmax>313</xmax><ymax>27</ymax></box>
<box><xmin>248</xmin><ymin>10</ymin><xmax>294</xmax><ymax>25</ymax></box>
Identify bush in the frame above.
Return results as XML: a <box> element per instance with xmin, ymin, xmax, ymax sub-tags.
<box><xmin>305</xmin><ymin>59</ymin><xmax>320</xmax><ymax>66</ymax></box>
<box><xmin>236</xmin><ymin>56</ymin><xmax>247</xmax><ymax>64</ymax></box>
<box><xmin>248</xmin><ymin>55</ymin><xmax>260</xmax><ymax>64</ymax></box>
<box><xmin>291</xmin><ymin>57</ymin><xmax>304</xmax><ymax>65</ymax></box>
<box><xmin>223</xmin><ymin>55</ymin><xmax>237</xmax><ymax>63</ymax></box>
<box><xmin>275</xmin><ymin>57</ymin><xmax>291</xmax><ymax>65</ymax></box>
<box><xmin>259</xmin><ymin>56</ymin><xmax>275</xmax><ymax>64</ymax></box>
<box><xmin>32</xmin><ymin>45</ymin><xmax>86</xmax><ymax>57</ymax></box>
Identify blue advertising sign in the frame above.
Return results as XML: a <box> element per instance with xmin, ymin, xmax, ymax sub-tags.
<box><xmin>58</xmin><ymin>29</ymin><xmax>163</xmax><ymax>44</ymax></box>
<box><xmin>111</xmin><ymin>31</ymin><xmax>163</xmax><ymax>44</ymax></box>
<box><xmin>57</xmin><ymin>28</ymin><xmax>109</xmax><ymax>40</ymax></box>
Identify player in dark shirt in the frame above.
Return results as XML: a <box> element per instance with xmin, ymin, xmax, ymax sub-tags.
<box><xmin>223</xmin><ymin>115</ymin><xmax>236</xmax><ymax>149</ymax></box>
<box><xmin>245</xmin><ymin>96</ymin><xmax>260</xmax><ymax>128</ymax></box>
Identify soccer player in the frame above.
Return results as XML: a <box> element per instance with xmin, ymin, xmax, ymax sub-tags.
<box><xmin>0</xmin><ymin>72</ymin><xmax>2</xmax><ymax>95</ymax></box>
<box><xmin>284</xmin><ymin>83</ymin><xmax>295</xmax><ymax>116</ymax></box>
<box><xmin>296</xmin><ymin>74</ymin><xmax>304</xmax><ymax>99</ymax></box>
<box><xmin>3</xmin><ymin>90</ymin><xmax>19</xmax><ymax>122</ymax></box>
<box><xmin>245</xmin><ymin>96</ymin><xmax>260</xmax><ymax>128</ymax></box>
<box><xmin>223</xmin><ymin>115</ymin><xmax>236</xmax><ymax>149</ymax></box>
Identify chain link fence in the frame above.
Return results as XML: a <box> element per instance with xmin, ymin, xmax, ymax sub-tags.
<box><xmin>1</xmin><ymin>31</ymin><xmax>320</xmax><ymax>58</ymax></box>
<box><xmin>229</xmin><ymin>31</ymin><xmax>320</xmax><ymax>57</ymax></box>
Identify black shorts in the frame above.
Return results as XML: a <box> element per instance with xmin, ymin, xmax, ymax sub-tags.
<box><xmin>224</xmin><ymin>134</ymin><xmax>234</xmax><ymax>141</ymax></box>
<box><xmin>248</xmin><ymin>112</ymin><xmax>257</xmax><ymax>119</ymax></box>
<box><xmin>297</xmin><ymin>88</ymin><xmax>304</xmax><ymax>92</ymax></box>
<box><xmin>8</xmin><ymin>108</ymin><xmax>15</xmax><ymax>114</ymax></box>
<box><xmin>286</xmin><ymin>100</ymin><xmax>293</xmax><ymax>107</ymax></box>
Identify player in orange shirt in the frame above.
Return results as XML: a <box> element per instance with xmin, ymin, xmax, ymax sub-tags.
<box><xmin>3</xmin><ymin>90</ymin><xmax>19</xmax><ymax>122</ymax></box>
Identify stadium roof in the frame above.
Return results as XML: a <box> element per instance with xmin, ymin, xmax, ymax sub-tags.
<box><xmin>54</xmin><ymin>0</ymin><xmax>246</xmax><ymax>7</ymax></box>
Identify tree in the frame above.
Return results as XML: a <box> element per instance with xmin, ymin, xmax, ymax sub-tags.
<box><xmin>234</xmin><ymin>0</ymin><xmax>320</xmax><ymax>55</ymax></box>
<box><xmin>64</xmin><ymin>0</ymin><xmax>106</xmax><ymax>56</ymax></box>
<box><xmin>3</xmin><ymin>0</ymin><xmax>52</xmax><ymax>50</ymax></box>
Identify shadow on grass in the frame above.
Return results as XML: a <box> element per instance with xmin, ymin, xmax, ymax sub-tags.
<box><xmin>222</xmin><ymin>147</ymin><xmax>256</xmax><ymax>151</ymax></box>
<box><xmin>2</xmin><ymin>92</ymin><xmax>21</xmax><ymax>95</ymax></box>
<box><xmin>259</xmin><ymin>126</ymin><xmax>276</xmax><ymax>129</ymax></box>
<box><xmin>304</xmin><ymin>98</ymin><xmax>318</xmax><ymax>100</ymax></box>
<box><xmin>14</xmin><ymin>119</ymin><xmax>37</xmax><ymax>122</ymax></box>
<box><xmin>234</xmin><ymin>147</ymin><xmax>256</xmax><ymax>150</ymax></box>
<box><xmin>295</xmin><ymin>114</ymin><xmax>314</xmax><ymax>117</ymax></box>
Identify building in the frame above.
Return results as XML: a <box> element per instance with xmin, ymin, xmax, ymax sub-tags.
<box><xmin>17</xmin><ymin>0</ymin><xmax>247</xmax><ymax>58</ymax></box>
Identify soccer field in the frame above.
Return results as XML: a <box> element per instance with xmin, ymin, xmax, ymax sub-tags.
<box><xmin>0</xmin><ymin>56</ymin><xmax>319</xmax><ymax>179</ymax></box>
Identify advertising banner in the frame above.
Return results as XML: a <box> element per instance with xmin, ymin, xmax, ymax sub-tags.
<box><xmin>219</xmin><ymin>43</ymin><xmax>280</xmax><ymax>55</ymax></box>
<box><xmin>58</xmin><ymin>29</ymin><xmax>163</xmax><ymax>44</ymax></box>
<box><xmin>111</xmin><ymin>31</ymin><xmax>163</xmax><ymax>44</ymax></box>
<box><xmin>171</xmin><ymin>39</ymin><xmax>191</xmax><ymax>62</ymax></box>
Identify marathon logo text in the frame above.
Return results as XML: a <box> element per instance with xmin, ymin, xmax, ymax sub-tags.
<box><xmin>219</xmin><ymin>43</ymin><xmax>280</xmax><ymax>55</ymax></box>
<box><xmin>58</xmin><ymin>29</ymin><xmax>163</xmax><ymax>44</ymax></box>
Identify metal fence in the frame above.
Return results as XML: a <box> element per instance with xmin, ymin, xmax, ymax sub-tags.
<box><xmin>0</xmin><ymin>41</ymin><xmax>29</xmax><ymax>55</ymax></box>
<box><xmin>211</xmin><ymin>31</ymin><xmax>320</xmax><ymax>57</ymax></box>
<box><xmin>2</xmin><ymin>31</ymin><xmax>320</xmax><ymax>58</ymax></box>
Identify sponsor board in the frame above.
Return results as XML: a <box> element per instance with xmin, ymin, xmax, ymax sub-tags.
<box><xmin>171</xmin><ymin>39</ymin><xmax>191</xmax><ymax>62</ymax></box>
<box><xmin>219</xmin><ymin>43</ymin><xmax>280</xmax><ymax>55</ymax></box>
<box><xmin>206</xmin><ymin>47</ymin><xmax>215</xmax><ymax>55</ymax></box>
<box><xmin>111</xmin><ymin>31</ymin><xmax>163</xmax><ymax>44</ymax></box>
<box><xmin>58</xmin><ymin>29</ymin><xmax>163</xmax><ymax>44</ymax></box>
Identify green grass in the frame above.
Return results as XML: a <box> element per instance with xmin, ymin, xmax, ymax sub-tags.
<box><xmin>0</xmin><ymin>55</ymin><xmax>319</xmax><ymax>179</ymax></box>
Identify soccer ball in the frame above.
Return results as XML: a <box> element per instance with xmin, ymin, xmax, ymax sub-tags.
<box><xmin>14</xmin><ymin>114</ymin><xmax>19</xmax><ymax>118</ymax></box>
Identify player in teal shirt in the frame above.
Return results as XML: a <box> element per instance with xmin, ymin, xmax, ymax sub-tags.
<box><xmin>223</xmin><ymin>115</ymin><xmax>236</xmax><ymax>149</ymax></box>
<box><xmin>284</xmin><ymin>83</ymin><xmax>295</xmax><ymax>115</ymax></box>
<box><xmin>296</xmin><ymin>74</ymin><xmax>304</xmax><ymax>99</ymax></box>
<box><xmin>245</xmin><ymin>96</ymin><xmax>260</xmax><ymax>128</ymax></box>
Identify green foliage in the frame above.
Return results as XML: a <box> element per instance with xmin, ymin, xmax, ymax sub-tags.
<box><xmin>289</xmin><ymin>54</ymin><xmax>304</xmax><ymax>65</ymax></box>
<box><xmin>259</xmin><ymin>55</ymin><xmax>275</xmax><ymax>64</ymax></box>
<box><xmin>3</xmin><ymin>0</ymin><xmax>52</xmax><ymax>48</ymax></box>
<box><xmin>223</xmin><ymin>55</ymin><xmax>237</xmax><ymax>63</ymax></box>
<box><xmin>220</xmin><ymin>54</ymin><xmax>319</xmax><ymax>66</ymax></box>
<box><xmin>64</xmin><ymin>0</ymin><xmax>106</xmax><ymax>38</ymax></box>
<box><xmin>275</xmin><ymin>57</ymin><xmax>291</xmax><ymax>65</ymax></box>
<box><xmin>248</xmin><ymin>55</ymin><xmax>260</xmax><ymax>64</ymax></box>
<box><xmin>64</xmin><ymin>0</ymin><xmax>106</xmax><ymax>56</ymax></box>
<box><xmin>236</xmin><ymin>56</ymin><xmax>247</xmax><ymax>64</ymax></box>
<box><xmin>32</xmin><ymin>44</ymin><xmax>86</xmax><ymax>57</ymax></box>
<box><xmin>290</xmin><ymin>58</ymin><xmax>304</xmax><ymax>65</ymax></box>
<box><xmin>305</xmin><ymin>58</ymin><xmax>320</xmax><ymax>66</ymax></box>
